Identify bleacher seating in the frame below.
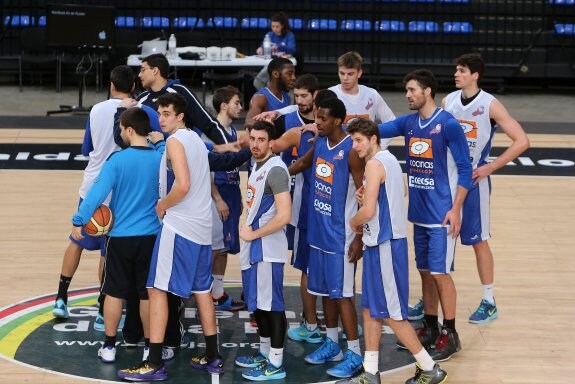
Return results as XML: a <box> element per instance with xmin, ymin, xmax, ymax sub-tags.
<box><xmin>554</xmin><ymin>24</ymin><xmax>575</xmax><ymax>34</ymax></box>
<box><xmin>408</xmin><ymin>21</ymin><xmax>439</xmax><ymax>33</ymax></box>
<box><xmin>141</xmin><ymin>17</ymin><xmax>170</xmax><ymax>29</ymax></box>
<box><xmin>340</xmin><ymin>20</ymin><xmax>372</xmax><ymax>31</ymax></box>
<box><xmin>206</xmin><ymin>17</ymin><xmax>238</xmax><ymax>29</ymax></box>
<box><xmin>173</xmin><ymin>17</ymin><xmax>204</xmax><ymax>29</ymax></box>
<box><xmin>241</xmin><ymin>18</ymin><xmax>270</xmax><ymax>29</ymax></box>
<box><xmin>3</xmin><ymin>16</ymin><xmax>34</xmax><ymax>27</ymax></box>
<box><xmin>307</xmin><ymin>19</ymin><xmax>338</xmax><ymax>31</ymax></box>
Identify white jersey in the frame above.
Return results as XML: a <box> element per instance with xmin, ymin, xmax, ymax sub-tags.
<box><xmin>444</xmin><ymin>89</ymin><xmax>497</xmax><ymax>167</ymax></box>
<box><xmin>159</xmin><ymin>129</ymin><xmax>212</xmax><ymax>244</ymax></box>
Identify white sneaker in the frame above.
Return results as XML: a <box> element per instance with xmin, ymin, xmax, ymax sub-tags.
<box><xmin>142</xmin><ymin>346</ymin><xmax>175</xmax><ymax>361</ymax></box>
<box><xmin>98</xmin><ymin>346</ymin><xmax>116</xmax><ymax>363</ymax></box>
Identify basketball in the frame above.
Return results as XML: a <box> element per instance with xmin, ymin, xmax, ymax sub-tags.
<box><xmin>83</xmin><ymin>205</ymin><xmax>113</xmax><ymax>236</ymax></box>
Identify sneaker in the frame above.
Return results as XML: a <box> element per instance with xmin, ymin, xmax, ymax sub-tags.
<box><xmin>235</xmin><ymin>352</ymin><xmax>267</xmax><ymax>368</ymax></box>
<box><xmin>249</xmin><ymin>313</ymin><xmax>258</xmax><ymax>327</ymax></box>
<box><xmin>287</xmin><ymin>321</ymin><xmax>323</xmax><ymax>343</ymax></box>
<box><xmin>405</xmin><ymin>362</ymin><xmax>447</xmax><ymax>384</ymax></box>
<box><xmin>190</xmin><ymin>353</ymin><xmax>225</xmax><ymax>374</ymax></box>
<box><xmin>469</xmin><ymin>299</ymin><xmax>498</xmax><ymax>324</ymax></box>
<box><xmin>98</xmin><ymin>346</ymin><xmax>116</xmax><ymax>363</ymax></box>
<box><xmin>53</xmin><ymin>298</ymin><xmax>69</xmax><ymax>319</ymax></box>
<box><xmin>396</xmin><ymin>319</ymin><xmax>439</xmax><ymax>350</ymax></box>
<box><xmin>335</xmin><ymin>370</ymin><xmax>381</xmax><ymax>383</ymax></box>
<box><xmin>165</xmin><ymin>334</ymin><xmax>190</xmax><ymax>349</ymax></box>
<box><xmin>142</xmin><ymin>347</ymin><xmax>175</xmax><ymax>361</ymax></box>
<box><xmin>408</xmin><ymin>298</ymin><xmax>425</xmax><ymax>321</ymax></box>
<box><xmin>430</xmin><ymin>327</ymin><xmax>461</xmax><ymax>362</ymax></box>
<box><xmin>214</xmin><ymin>292</ymin><xmax>246</xmax><ymax>311</ymax></box>
<box><xmin>304</xmin><ymin>338</ymin><xmax>343</xmax><ymax>364</ymax></box>
<box><xmin>117</xmin><ymin>360</ymin><xmax>167</xmax><ymax>381</ymax></box>
<box><xmin>123</xmin><ymin>336</ymin><xmax>144</xmax><ymax>348</ymax></box>
<box><xmin>326</xmin><ymin>350</ymin><xmax>363</xmax><ymax>378</ymax></box>
<box><xmin>242</xmin><ymin>360</ymin><xmax>286</xmax><ymax>381</ymax></box>
<box><xmin>343</xmin><ymin>324</ymin><xmax>364</xmax><ymax>340</ymax></box>
<box><xmin>93</xmin><ymin>313</ymin><xmax>105</xmax><ymax>332</ymax></box>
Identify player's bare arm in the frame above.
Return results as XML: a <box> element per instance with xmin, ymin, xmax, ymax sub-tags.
<box><xmin>288</xmin><ymin>146</ymin><xmax>314</xmax><ymax>176</ymax></box>
<box><xmin>349</xmin><ymin>159</ymin><xmax>385</xmax><ymax>233</ymax></box>
<box><xmin>156</xmin><ymin>139</ymin><xmax>190</xmax><ymax>219</ymax></box>
<box><xmin>347</xmin><ymin>148</ymin><xmax>367</xmax><ymax>262</ymax></box>
<box><xmin>271</xmin><ymin>128</ymin><xmax>300</xmax><ymax>153</ymax></box>
<box><xmin>240</xmin><ymin>191</ymin><xmax>292</xmax><ymax>241</ymax></box>
<box><xmin>245</xmin><ymin>94</ymin><xmax>269</xmax><ymax>126</ymax></box>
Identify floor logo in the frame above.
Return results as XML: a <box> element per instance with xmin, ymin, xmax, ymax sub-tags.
<box><xmin>0</xmin><ymin>286</ymin><xmax>414</xmax><ymax>383</ymax></box>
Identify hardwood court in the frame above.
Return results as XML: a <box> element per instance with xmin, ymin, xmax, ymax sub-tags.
<box><xmin>0</xmin><ymin>128</ymin><xmax>574</xmax><ymax>383</ymax></box>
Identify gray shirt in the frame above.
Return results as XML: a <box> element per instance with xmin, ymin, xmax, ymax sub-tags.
<box><xmin>254</xmin><ymin>155</ymin><xmax>290</xmax><ymax>195</ymax></box>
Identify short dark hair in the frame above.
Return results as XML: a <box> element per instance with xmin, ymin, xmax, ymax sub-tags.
<box><xmin>267</xmin><ymin>57</ymin><xmax>293</xmax><ymax>77</ymax></box>
<box><xmin>141</xmin><ymin>53</ymin><xmax>170</xmax><ymax>79</ymax></box>
<box><xmin>110</xmin><ymin>65</ymin><xmax>135</xmax><ymax>94</ymax></box>
<box><xmin>313</xmin><ymin>89</ymin><xmax>337</xmax><ymax>108</ymax></box>
<box><xmin>403</xmin><ymin>69</ymin><xmax>438</xmax><ymax>98</ymax></box>
<box><xmin>119</xmin><ymin>108</ymin><xmax>151</xmax><ymax>136</ymax></box>
<box><xmin>294</xmin><ymin>74</ymin><xmax>319</xmax><ymax>94</ymax></box>
<box><xmin>271</xmin><ymin>12</ymin><xmax>290</xmax><ymax>35</ymax></box>
<box><xmin>156</xmin><ymin>93</ymin><xmax>187</xmax><ymax>118</ymax></box>
<box><xmin>248</xmin><ymin>120</ymin><xmax>275</xmax><ymax>139</ymax></box>
<box><xmin>317</xmin><ymin>97</ymin><xmax>346</xmax><ymax>122</ymax></box>
<box><xmin>337</xmin><ymin>51</ymin><xmax>362</xmax><ymax>70</ymax></box>
<box><xmin>346</xmin><ymin>118</ymin><xmax>380</xmax><ymax>142</ymax></box>
<box><xmin>212</xmin><ymin>85</ymin><xmax>242</xmax><ymax>113</ymax></box>
<box><xmin>454</xmin><ymin>53</ymin><xmax>485</xmax><ymax>83</ymax></box>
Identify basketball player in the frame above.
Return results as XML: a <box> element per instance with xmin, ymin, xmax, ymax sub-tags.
<box><xmin>234</xmin><ymin>121</ymin><xmax>292</xmax><ymax>381</ymax></box>
<box><xmin>378</xmin><ymin>69</ymin><xmax>472</xmax><ymax>362</ymax></box>
<box><xmin>70</xmin><ymin>108</ymin><xmax>164</xmax><ymax>364</ymax></box>
<box><xmin>339</xmin><ymin>118</ymin><xmax>447</xmax><ymax>384</ymax></box>
<box><xmin>118</xmin><ymin>93</ymin><xmax>222</xmax><ymax>381</ymax></box>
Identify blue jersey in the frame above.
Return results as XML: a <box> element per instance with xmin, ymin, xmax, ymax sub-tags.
<box><xmin>292</xmin><ymin>130</ymin><xmax>314</xmax><ymax>229</ymax></box>
<box><xmin>213</xmin><ymin>125</ymin><xmax>240</xmax><ymax>187</ymax></box>
<box><xmin>379</xmin><ymin>108</ymin><xmax>472</xmax><ymax>226</ymax></box>
<box><xmin>282</xmin><ymin>111</ymin><xmax>307</xmax><ymax>189</ymax></box>
<box><xmin>307</xmin><ymin>135</ymin><xmax>356</xmax><ymax>253</ymax></box>
<box><xmin>256</xmin><ymin>87</ymin><xmax>291</xmax><ymax>112</ymax></box>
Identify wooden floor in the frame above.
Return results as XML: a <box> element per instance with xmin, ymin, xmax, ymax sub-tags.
<box><xmin>1</xmin><ymin>129</ymin><xmax>574</xmax><ymax>383</ymax></box>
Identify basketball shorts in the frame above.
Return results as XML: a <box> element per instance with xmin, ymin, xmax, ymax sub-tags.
<box><xmin>460</xmin><ymin>177</ymin><xmax>491</xmax><ymax>245</ymax></box>
<box><xmin>211</xmin><ymin>185</ymin><xmax>242</xmax><ymax>254</ymax></box>
<box><xmin>69</xmin><ymin>198</ymin><xmax>106</xmax><ymax>256</ymax></box>
<box><xmin>147</xmin><ymin>224</ymin><xmax>213</xmax><ymax>298</ymax></box>
<box><xmin>241</xmin><ymin>261</ymin><xmax>285</xmax><ymax>312</ymax></box>
<box><xmin>286</xmin><ymin>224</ymin><xmax>295</xmax><ymax>251</ymax></box>
<box><xmin>291</xmin><ymin>227</ymin><xmax>311</xmax><ymax>272</ymax></box>
<box><xmin>362</xmin><ymin>239</ymin><xmax>409</xmax><ymax>320</ymax></box>
<box><xmin>414</xmin><ymin>225</ymin><xmax>456</xmax><ymax>274</ymax></box>
<box><xmin>307</xmin><ymin>246</ymin><xmax>355</xmax><ymax>299</ymax></box>
<box><xmin>102</xmin><ymin>235</ymin><xmax>156</xmax><ymax>300</ymax></box>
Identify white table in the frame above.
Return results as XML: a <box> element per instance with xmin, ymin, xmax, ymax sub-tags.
<box><xmin>127</xmin><ymin>54</ymin><xmax>296</xmax><ymax>72</ymax></box>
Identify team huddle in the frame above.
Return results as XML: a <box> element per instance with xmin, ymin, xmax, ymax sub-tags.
<box><xmin>51</xmin><ymin>51</ymin><xmax>529</xmax><ymax>383</ymax></box>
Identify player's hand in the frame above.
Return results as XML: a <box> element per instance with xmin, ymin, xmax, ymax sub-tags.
<box><xmin>156</xmin><ymin>200</ymin><xmax>167</xmax><ymax>220</ymax></box>
<box><xmin>238</xmin><ymin>132</ymin><xmax>250</xmax><ymax>148</ymax></box>
<box><xmin>215</xmin><ymin>198</ymin><xmax>230</xmax><ymax>221</ymax></box>
<box><xmin>148</xmin><ymin>131</ymin><xmax>164</xmax><ymax>144</ymax></box>
<box><xmin>355</xmin><ymin>185</ymin><xmax>365</xmax><ymax>205</ymax></box>
<box><xmin>71</xmin><ymin>226</ymin><xmax>84</xmax><ymax>240</ymax></box>
<box><xmin>301</xmin><ymin>123</ymin><xmax>318</xmax><ymax>138</ymax></box>
<box><xmin>214</xmin><ymin>141</ymin><xmax>241</xmax><ymax>153</ymax></box>
<box><xmin>472</xmin><ymin>163</ymin><xmax>495</xmax><ymax>184</ymax></box>
<box><xmin>256</xmin><ymin>47</ymin><xmax>263</xmax><ymax>56</ymax></box>
<box><xmin>253</xmin><ymin>110</ymin><xmax>280</xmax><ymax>123</ymax></box>
<box><xmin>347</xmin><ymin>236</ymin><xmax>364</xmax><ymax>262</ymax></box>
<box><xmin>120</xmin><ymin>98</ymin><xmax>138</xmax><ymax>109</ymax></box>
<box><xmin>442</xmin><ymin>208</ymin><xmax>461</xmax><ymax>238</ymax></box>
<box><xmin>240</xmin><ymin>225</ymin><xmax>256</xmax><ymax>241</ymax></box>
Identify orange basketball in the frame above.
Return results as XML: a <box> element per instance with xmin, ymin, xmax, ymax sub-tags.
<box><xmin>83</xmin><ymin>205</ymin><xmax>113</xmax><ymax>236</ymax></box>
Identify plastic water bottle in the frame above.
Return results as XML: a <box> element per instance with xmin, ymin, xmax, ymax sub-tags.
<box><xmin>263</xmin><ymin>34</ymin><xmax>271</xmax><ymax>59</ymax></box>
<box><xmin>168</xmin><ymin>34</ymin><xmax>177</xmax><ymax>59</ymax></box>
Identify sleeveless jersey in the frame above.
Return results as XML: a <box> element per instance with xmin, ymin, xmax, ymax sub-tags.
<box><xmin>362</xmin><ymin>150</ymin><xmax>407</xmax><ymax>247</ymax></box>
<box><xmin>291</xmin><ymin>130</ymin><xmax>315</xmax><ymax>229</ymax></box>
<box><xmin>444</xmin><ymin>90</ymin><xmax>497</xmax><ymax>167</ymax></box>
<box><xmin>282</xmin><ymin>110</ymin><xmax>306</xmax><ymax>190</ymax></box>
<box><xmin>213</xmin><ymin>125</ymin><xmax>240</xmax><ymax>187</ymax></box>
<box><xmin>307</xmin><ymin>135</ymin><xmax>357</xmax><ymax>253</ymax></box>
<box><xmin>256</xmin><ymin>87</ymin><xmax>291</xmax><ymax>112</ymax></box>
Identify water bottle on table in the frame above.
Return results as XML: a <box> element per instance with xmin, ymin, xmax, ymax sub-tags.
<box><xmin>263</xmin><ymin>34</ymin><xmax>271</xmax><ymax>59</ymax></box>
<box><xmin>168</xmin><ymin>34</ymin><xmax>177</xmax><ymax>59</ymax></box>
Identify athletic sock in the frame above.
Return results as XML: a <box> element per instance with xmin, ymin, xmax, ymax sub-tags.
<box><xmin>347</xmin><ymin>338</ymin><xmax>361</xmax><ymax>356</ymax></box>
<box><xmin>305</xmin><ymin>320</ymin><xmax>318</xmax><ymax>332</ymax></box>
<box><xmin>104</xmin><ymin>334</ymin><xmax>116</xmax><ymax>348</ymax></box>
<box><xmin>482</xmin><ymin>284</ymin><xmax>495</xmax><ymax>304</ymax></box>
<box><xmin>424</xmin><ymin>314</ymin><xmax>439</xmax><ymax>328</ymax></box>
<box><xmin>259</xmin><ymin>336</ymin><xmax>271</xmax><ymax>357</ymax></box>
<box><xmin>205</xmin><ymin>334</ymin><xmax>218</xmax><ymax>359</ymax></box>
<box><xmin>148</xmin><ymin>343</ymin><xmax>163</xmax><ymax>366</ymax></box>
<box><xmin>443</xmin><ymin>318</ymin><xmax>456</xmax><ymax>332</ymax></box>
<box><xmin>363</xmin><ymin>351</ymin><xmax>379</xmax><ymax>375</ymax></box>
<box><xmin>268</xmin><ymin>347</ymin><xmax>283</xmax><ymax>368</ymax></box>
<box><xmin>414</xmin><ymin>348</ymin><xmax>435</xmax><ymax>371</ymax></box>
<box><xmin>57</xmin><ymin>275</ymin><xmax>72</xmax><ymax>303</ymax></box>
<box><xmin>212</xmin><ymin>275</ymin><xmax>225</xmax><ymax>299</ymax></box>
<box><xmin>144</xmin><ymin>338</ymin><xmax>150</xmax><ymax>348</ymax></box>
<box><xmin>326</xmin><ymin>327</ymin><xmax>339</xmax><ymax>343</ymax></box>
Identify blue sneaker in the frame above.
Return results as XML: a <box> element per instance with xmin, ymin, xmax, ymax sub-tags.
<box><xmin>304</xmin><ymin>338</ymin><xmax>343</xmax><ymax>364</ymax></box>
<box><xmin>53</xmin><ymin>298</ymin><xmax>69</xmax><ymax>319</ymax></box>
<box><xmin>214</xmin><ymin>292</ymin><xmax>245</xmax><ymax>311</ymax></box>
<box><xmin>326</xmin><ymin>350</ymin><xmax>363</xmax><ymax>378</ymax></box>
<box><xmin>235</xmin><ymin>352</ymin><xmax>268</xmax><ymax>368</ymax></box>
<box><xmin>408</xmin><ymin>298</ymin><xmax>424</xmax><ymax>321</ymax></box>
<box><xmin>93</xmin><ymin>313</ymin><xmax>105</xmax><ymax>332</ymax></box>
<box><xmin>117</xmin><ymin>360</ymin><xmax>167</xmax><ymax>381</ymax></box>
<box><xmin>287</xmin><ymin>322</ymin><xmax>323</xmax><ymax>343</ymax></box>
<box><xmin>242</xmin><ymin>360</ymin><xmax>286</xmax><ymax>381</ymax></box>
<box><xmin>469</xmin><ymin>299</ymin><xmax>498</xmax><ymax>324</ymax></box>
<box><xmin>190</xmin><ymin>353</ymin><xmax>225</xmax><ymax>374</ymax></box>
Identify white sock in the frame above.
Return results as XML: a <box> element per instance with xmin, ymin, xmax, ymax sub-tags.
<box><xmin>346</xmin><ymin>338</ymin><xmax>361</xmax><ymax>356</ymax></box>
<box><xmin>326</xmin><ymin>327</ymin><xmax>339</xmax><ymax>343</ymax></box>
<box><xmin>268</xmin><ymin>347</ymin><xmax>283</xmax><ymax>368</ymax></box>
<box><xmin>414</xmin><ymin>348</ymin><xmax>435</xmax><ymax>371</ymax></box>
<box><xmin>363</xmin><ymin>351</ymin><xmax>379</xmax><ymax>375</ymax></box>
<box><xmin>482</xmin><ymin>284</ymin><xmax>495</xmax><ymax>304</ymax></box>
<box><xmin>212</xmin><ymin>275</ymin><xmax>224</xmax><ymax>299</ymax></box>
<box><xmin>305</xmin><ymin>320</ymin><xmax>318</xmax><ymax>332</ymax></box>
<box><xmin>259</xmin><ymin>337</ymin><xmax>270</xmax><ymax>357</ymax></box>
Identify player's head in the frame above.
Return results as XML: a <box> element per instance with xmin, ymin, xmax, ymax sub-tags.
<box><xmin>212</xmin><ymin>85</ymin><xmax>243</xmax><ymax>119</ymax></box>
<box><xmin>337</xmin><ymin>51</ymin><xmax>363</xmax><ymax>91</ymax></box>
<box><xmin>403</xmin><ymin>69</ymin><xmax>438</xmax><ymax>110</ymax></box>
<box><xmin>268</xmin><ymin>57</ymin><xmax>296</xmax><ymax>91</ymax></box>
<box><xmin>248</xmin><ymin>120</ymin><xmax>275</xmax><ymax>160</ymax></box>
<box><xmin>313</xmin><ymin>89</ymin><xmax>337</xmax><ymax>110</ymax></box>
<box><xmin>315</xmin><ymin>97</ymin><xmax>346</xmax><ymax>137</ymax></box>
<box><xmin>119</xmin><ymin>107</ymin><xmax>151</xmax><ymax>145</ymax></box>
<box><xmin>294</xmin><ymin>74</ymin><xmax>319</xmax><ymax>115</ymax></box>
<box><xmin>271</xmin><ymin>12</ymin><xmax>290</xmax><ymax>36</ymax></box>
<box><xmin>139</xmin><ymin>54</ymin><xmax>169</xmax><ymax>88</ymax></box>
<box><xmin>156</xmin><ymin>93</ymin><xmax>187</xmax><ymax>135</ymax></box>
<box><xmin>110</xmin><ymin>65</ymin><xmax>135</xmax><ymax>95</ymax></box>
<box><xmin>454</xmin><ymin>53</ymin><xmax>485</xmax><ymax>88</ymax></box>
<box><xmin>347</xmin><ymin>118</ymin><xmax>381</xmax><ymax>159</ymax></box>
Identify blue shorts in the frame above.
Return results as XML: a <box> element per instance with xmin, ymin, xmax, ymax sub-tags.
<box><xmin>241</xmin><ymin>261</ymin><xmax>285</xmax><ymax>312</ymax></box>
<box><xmin>291</xmin><ymin>227</ymin><xmax>311</xmax><ymax>272</ymax></box>
<box><xmin>307</xmin><ymin>246</ymin><xmax>355</xmax><ymax>299</ymax></box>
<box><xmin>362</xmin><ymin>239</ymin><xmax>409</xmax><ymax>320</ymax></box>
<box><xmin>69</xmin><ymin>198</ymin><xmax>106</xmax><ymax>256</ymax></box>
<box><xmin>461</xmin><ymin>177</ymin><xmax>491</xmax><ymax>245</ymax></box>
<box><xmin>414</xmin><ymin>225</ymin><xmax>456</xmax><ymax>274</ymax></box>
<box><xmin>286</xmin><ymin>224</ymin><xmax>295</xmax><ymax>251</ymax></box>
<box><xmin>147</xmin><ymin>224</ymin><xmax>213</xmax><ymax>298</ymax></box>
<box><xmin>211</xmin><ymin>184</ymin><xmax>242</xmax><ymax>254</ymax></box>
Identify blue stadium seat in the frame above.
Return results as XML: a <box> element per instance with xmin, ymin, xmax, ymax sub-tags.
<box><xmin>3</xmin><ymin>15</ymin><xmax>34</xmax><ymax>27</ymax></box>
<box><xmin>375</xmin><ymin>0</ymin><xmax>401</xmax><ymax>2</ymax></box>
<box><xmin>290</xmin><ymin>18</ymin><xmax>304</xmax><ymax>30</ymax></box>
<box><xmin>549</xmin><ymin>0</ymin><xmax>575</xmax><ymax>4</ymax></box>
<box><xmin>206</xmin><ymin>17</ymin><xmax>238</xmax><ymax>29</ymax></box>
<box><xmin>307</xmin><ymin>19</ymin><xmax>338</xmax><ymax>31</ymax></box>
<box><xmin>116</xmin><ymin>16</ymin><xmax>136</xmax><ymax>28</ymax></box>
<box><xmin>408</xmin><ymin>0</ymin><xmax>434</xmax><ymax>2</ymax></box>
<box><xmin>443</xmin><ymin>21</ymin><xmax>473</xmax><ymax>33</ymax></box>
<box><xmin>554</xmin><ymin>24</ymin><xmax>575</xmax><ymax>35</ymax></box>
<box><xmin>141</xmin><ymin>17</ymin><xmax>170</xmax><ymax>29</ymax></box>
<box><xmin>375</xmin><ymin>20</ymin><xmax>406</xmax><ymax>32</ymax></box>
<box><xmin>341</xmin><ymin>20</ymin><xmax>372</xmax><ymax>31</ymax></box>
<box><xmin>173</xmin><ymin>17</ymin><xmax>204</xmax><ymax>29</ymax></box>
<box><xmin>241</xmin><ymin>17</ymin><xmax>270</xmax><ymax>29</ymax></box>
<box><xmin>408</xmin><ymin>21</ymin><xmax>439</xmax><ymax>33</ymax></box>
<box><xmin>439</xmin><ymin>0</ymin><xmax>471</xmax><ymax>3</ymax></box>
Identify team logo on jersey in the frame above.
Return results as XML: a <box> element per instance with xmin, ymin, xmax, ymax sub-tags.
<box><xmin>365</xmin><ymin>97</ymin><xmax>374</xmax><ymax>111</ymax></box>
<box><xmin>459</xmin><ymin>120</ymin><xmax>478</xmax><ymax>139</ymax></box>
<box><xmin>256</xmin><ymin>170</ymin><xmax>267</xmax><ymax>182</ymax></box>
<box><xmin>315</xmin><ymin>157</ymin><xmax>334</xmax><ymax>184</ymax></box>
<box><xmin>408</xmin><ymin>138</ymin><xmax>433</xmax><ymax>159</ymax></box>
<box><xmin>333</xmin><ymin>150</ymin><xmax>345</xmax><ymax>161</ymax></box>
<box><xmin>472</xmin><ymin>106</ymin><xmax>485</xmax><ymax>116</ymax></box>
<box><xmin>430</xmin><ymin>124</ymin><xmax>442</xmax><ymax>135</ymax></box>
<box><xmin>246</xmin><ymin>185</ymin><xmax>256</xmax><ymax>208</ymax></box>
